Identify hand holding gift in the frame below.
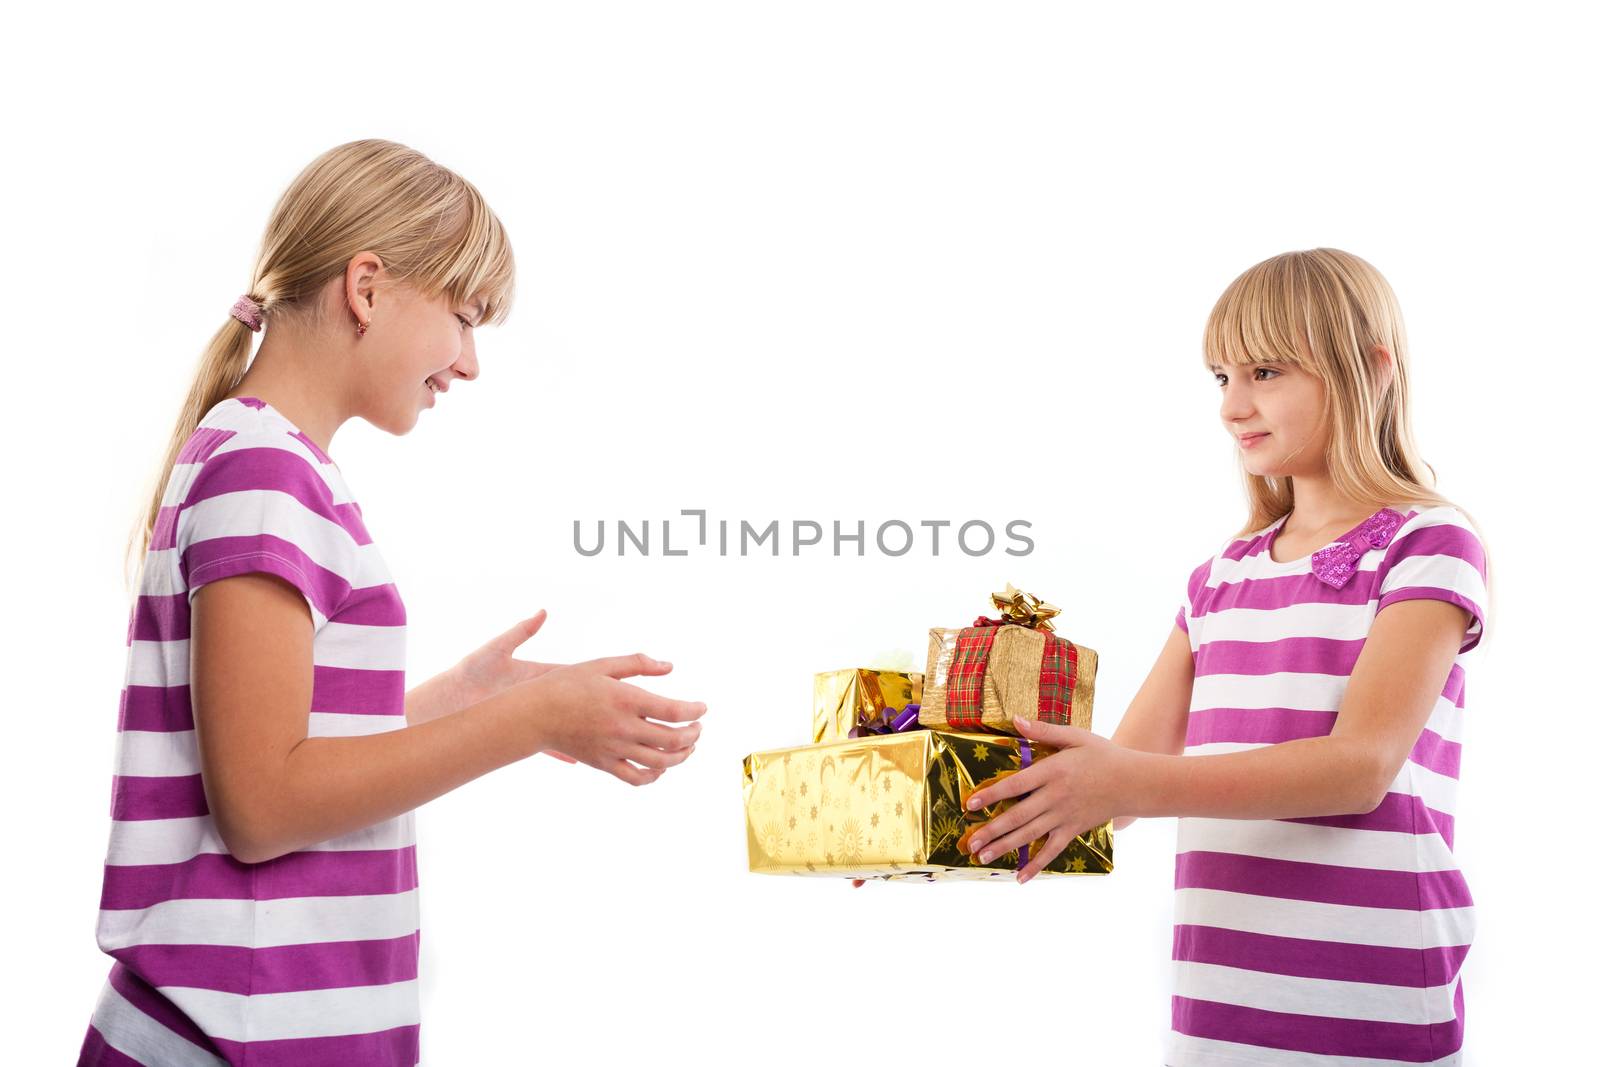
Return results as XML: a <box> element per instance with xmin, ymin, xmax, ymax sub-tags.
<box><xmin>961</xmin><ymin>715</ymin><xmax>1131</xmax><ymax>884</ymax></box>
<box><xmin>743</xmin><ymin>583</ymin><xmax>1114</xmax><ymax>882</ymax></box>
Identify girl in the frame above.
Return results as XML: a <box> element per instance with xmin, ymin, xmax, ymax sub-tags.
<box><xmin>79</xmin><ymin>139</ymin><xmax>707</xmax><ymax>1066</ymax></box>
<box><xmin>962</xmin><ymin>248</ymin><xmax>1491</xmax><ymax>1066</ymax></box>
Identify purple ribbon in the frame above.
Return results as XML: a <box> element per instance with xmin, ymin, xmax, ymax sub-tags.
<box><xmin>847</xmin><ymin>703</ymin><xmax>923</xmax><ymax>739</ymax></box>
<box><xmin>890</xmin><ymin>704</ymin><xmax>921</xmax><ymax>732</ymax></box>
<box><xmin>1017</xmin><ymin>739</ymin><xmax>1032</xmax><ymax>869</ymax></box>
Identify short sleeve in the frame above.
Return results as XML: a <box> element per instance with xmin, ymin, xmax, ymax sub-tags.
<box><xmin>1176</xmin><ymin>557</ymin><xmax>1213</xmax><ymax>636</ymax></box>
<box><xmin>176</xmin><ymin>433</ymin><xmax>359</xmax><ymax>632</ymax></box>
<box><xmin>1373</xmin><ymin>508</ymin><xmax>1488</xmax><ymax>656</ymax></box>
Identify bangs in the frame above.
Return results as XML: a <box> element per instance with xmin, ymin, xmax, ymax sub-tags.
<box><xmin>1201</xmin><ymin>256</ymin><xmax>1315</xmax><ymax>372</ymax></box>
<box><xmin>412</xmin><ymin>186</ymin><xmax>516</xmax><ymax>327</ymax></box>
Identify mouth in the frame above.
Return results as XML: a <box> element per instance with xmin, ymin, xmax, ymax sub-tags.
<box><xmin>1238</xmin><ymin>432</ymin><xmax>1269</xmax><ymax>448</ymax></box>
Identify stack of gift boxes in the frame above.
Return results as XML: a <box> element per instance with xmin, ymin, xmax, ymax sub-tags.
<box><xmin>742</xmin><ymin>586</ymin><xmax>1115</xmax><ymax>881</ymax></box>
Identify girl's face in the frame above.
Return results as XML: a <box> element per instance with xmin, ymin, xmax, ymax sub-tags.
<box><xmin>1212</xmin><ymin>359</ymin><xmax>1329</xmax><ymax>478</ymax></box>
<box><xmin>359</xmin><ymin>282</ymin><xmax>483</xmax><ymax>433</ymax></box>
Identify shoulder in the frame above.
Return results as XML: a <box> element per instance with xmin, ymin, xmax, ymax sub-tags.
<box><xmin>1374</xmin><ymin>503</ymin><xmax>1489</xmax><ymax>653</ymax></box>
<box><xmin>191</xmin><ymin>401</ymin><xmax>332</xmax><ymax>483</ymax></box>
<box><xmin>1188</xmin><ymin>519</ymin><xmax>1273</xmax><ymax>582</ymax></box>
<box><xmin>1392</xmin><ymin>501</ymin><xmax>1473</xmax><ymax>532</ymax></box>
<box><xmin>192</xmin><ymin>397</ymin><xmax>328</xmax><ymax>467</ymax></box>
<box><xmin>1383</xmin><ymin>503</ymin><xmax>1486</xmax><ymax>570</ymax></box>
<box><xmin>180</xmin><ymin>415</ymin><xmax>351</xmax><ymax>539</ymax></box>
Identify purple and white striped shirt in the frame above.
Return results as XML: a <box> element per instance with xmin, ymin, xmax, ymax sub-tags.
<box><xmin>1164</xmin><ymin>504</ymin><xmax>1487</xmax><ymax>1067</ymax></box>
<box><xmin>79</xmin><ymin>396</ymin><xmax>420</xmax><ymax>1066</ymax></box>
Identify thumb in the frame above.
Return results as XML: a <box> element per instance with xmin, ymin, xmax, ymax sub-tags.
<box><xmin>1014</xmin><ymin>716</ymin><xmax>1087</xmax><ymax>746</ymax></box>
<box><xmin>492</xmin><ymin>609</ymin><xmax>548</xmax><ymax>653</ymax></box>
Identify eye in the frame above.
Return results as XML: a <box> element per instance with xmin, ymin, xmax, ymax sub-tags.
<box><xmin>455</xmin><ymin>314</ymin><xmax>473</xmax><ymax>330</ymax></box>
<box><xmin>1215</xmin><ymin>367</ymin><xmax>1280</xmax><ymax>386</ymax></box>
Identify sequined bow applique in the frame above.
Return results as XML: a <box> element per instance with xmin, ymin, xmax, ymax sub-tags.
<box><xmin>1309</xmin><ymin>508</ymin><xmax>1406</xmax><ymax>589</ymax></box>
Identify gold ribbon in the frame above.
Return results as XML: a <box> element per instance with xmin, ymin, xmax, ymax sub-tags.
<box><xmin>989</xmin><ymin>583</ymin><xmax>1061</xmax><ymax>633</ymax></box>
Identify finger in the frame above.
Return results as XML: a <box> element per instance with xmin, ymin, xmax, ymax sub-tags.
<box><xmin>1017</xmin><ymin>827</ymin><xmax>1075</xmax><ymax>885</ymax></box>
<box><xmin>973</xmin><ymin>808</ymin><xmax>1056</xmax><ymax>867</ymax></box>
<box><xmin>610</xmin><ymin>758</ymin><xmax>664</xmax><ymax>786</ymax></box>
<box><xmin>586</xmin><ymin>652</ymin><xmax>674</xmax><ymax>680</ymax></box>
<box><xmin>626</xmin><ymin>741</ymin><xmax>695</xmax><ymax>770</ymax></box>
<box><xmin>638</xmin><ymin>691</ymin><xmax>708</xmax><ymax>724</ymax></box>
<box><xmin>541</xmin><ymin>749</ymin><xmax>577</xmax><ymax>764</ymax></box>
<box><xmin>965</xmin><ymin>759</ymin><xmax>1047</xmax><ymax>811</ymax></box>
<box><xmin>632</xmin><ymin>718</ymin><xmax>702</xmax><ymax>751</ymax></box>
<box><xmin>1014</xmin><ymin>716</ymin><xmax>1090</xmax><ymax>747</ymax></box>
<box><xmin>492</xmin><ymin>610</ymin><xmax>548</xmax><ymax>653</ymax></box>
<box><xmin>963</xmin><ymin>790</ymin><xmax>1050</xmax><ymax>856</ymax></box>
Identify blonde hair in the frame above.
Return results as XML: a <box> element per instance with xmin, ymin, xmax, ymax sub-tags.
<box><xmin>1202</xmin><ymin>248</ymin><xmax>1494</xmax><ymax>646</ymax></box>
<box><xmin>123</xmin><ymin>139</ymin><xmax>515</xmax><ymax>594</ymax></box>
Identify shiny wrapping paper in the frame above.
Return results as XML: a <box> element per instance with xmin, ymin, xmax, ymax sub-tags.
<box><xmin>743</xmin><ymin>730</ymin><xmax>1114</xmax><ymax>880</ymax></box>
<box><xmin>812</xmin><ymin>668</ymin><xmax>924</xmax><ymax>743</ymax></box>
<box><xmin>920</xmin><ymin>626</ymin><xmax>1099</xmax><ymax>734</ymax></box>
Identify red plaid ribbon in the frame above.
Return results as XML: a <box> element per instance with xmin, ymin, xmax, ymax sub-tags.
<box><xmin>944</xmin><ymin>615</ymin><xmax>1078</xmax><ymax>730</ymax></box>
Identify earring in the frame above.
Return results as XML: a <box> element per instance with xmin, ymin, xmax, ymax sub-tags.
<box><xmin>357</xmin><ymin>318</ymin><xmax>370</xmax><ymax>338</ymax></box>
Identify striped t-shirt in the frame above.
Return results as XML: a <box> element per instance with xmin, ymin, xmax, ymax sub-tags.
<box><xmin>79</xmin><ymin>396</ymin><xmax>420</xmax><ymax>1067</ymax></box>
<box><xmin>1165</xmin><ymin>504</ymin><xmax>1487</xmax><ymax>1067</ymax></box>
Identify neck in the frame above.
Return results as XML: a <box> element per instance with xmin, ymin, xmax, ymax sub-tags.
<box><xmin>227</xmin><ymin>328</ymin><xmax>354</xmax><ymax>457</ymax></box>
<box><xmin>1281</xmin><ymin>471</ymin><xmax>1378</xmax><ymax>534</ymax></box>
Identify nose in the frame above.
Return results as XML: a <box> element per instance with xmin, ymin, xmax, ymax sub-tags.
<box><xmin>450</xmin><ymin>338</ymin><xmax>480</xmax><ymax>384</ymax></box>
<box><xmin>1218</xmin><ymin>378</ymin><xmax>1254</xmax><ymax>424</ymax></box>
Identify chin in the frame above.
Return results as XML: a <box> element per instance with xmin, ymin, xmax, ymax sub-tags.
<box><xmin>366</xmin><ymin>404</ymin><xmax>422</xmax><ymax>437</ymax></box>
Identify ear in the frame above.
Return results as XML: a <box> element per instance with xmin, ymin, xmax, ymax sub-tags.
<box><xmin>344</xmin><ymin>251</ymin><xmax>385</xmax><ymax>319</ymax></box>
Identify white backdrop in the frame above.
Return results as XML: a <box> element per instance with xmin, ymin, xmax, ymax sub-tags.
<box><xmin>7</xmin><ymin>2</ymin><xmax>1594</xmax><ymax>1063</ymax></box>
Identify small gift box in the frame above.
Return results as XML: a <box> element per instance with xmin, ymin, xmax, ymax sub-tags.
<box><xmin>743</xmin><ymin>729</ymin><xmax>1114</xmax><ymax>881</ymax></box>
<box><xmin>919</xmin><ymin>584</ymin><xmax>1098</xmax><ymax>736</ymax></box>
<box><xmin>812</xmin><ymin>668</ymin><xmax>924</xmax><ymax>744</ymax></box>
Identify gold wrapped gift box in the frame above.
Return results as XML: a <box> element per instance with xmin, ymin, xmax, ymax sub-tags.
<box><xmin>743</xmin><ymin>729</ymin><xmax>1113</xmax><ymax>881</ymax></box>
<box><xmin>919</xmin><ymin>624</ymin><xmax>1099</xmax><ymax>736</ymax></box>
<box><xmin>812</xmin><ymin>667</ymin><xmax>923</xmax><ymax>743</ymax></box>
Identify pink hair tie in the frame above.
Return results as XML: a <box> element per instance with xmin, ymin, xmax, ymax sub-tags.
<box><xmin>230</xmin><ymin>294</ymin><xmax>264</xmax><ymax>332</ymax></box>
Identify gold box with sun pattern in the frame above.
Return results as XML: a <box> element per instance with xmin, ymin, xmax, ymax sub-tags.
<box><xmin>743</xmin><ymin>729</ymin><xmax>1113</xmax><ymax>881</ymax></box>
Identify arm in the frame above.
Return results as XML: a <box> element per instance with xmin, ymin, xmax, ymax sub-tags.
<box><xmin>1119</xmin><ymin>597</ymin><xmax>1469</xmax><ymax>820</ymax></box>
<box><xmin>191</xmin><ymin>575</ymin><xmax>704</xmax><ymax>864</ymax></box>
<box><xmin>963</xmin><ymin>597</ymin><xmax>1470</xmax><ymax>881</ymax></box>
<box><xmin>1107</xmin><ymin>622</ymin><xmax>1196</xmax><ymax>831</ymax></box>
<box><xmin>404</xmin><ymin>669</ymin><xmax>469</xmax><ymax>727</ymax></box>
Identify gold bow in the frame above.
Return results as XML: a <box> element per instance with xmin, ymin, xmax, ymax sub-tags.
<box><xmin>990</xmin><ymin>583</ymin><xmax>1061</xmax><ymax>632</ymax></box>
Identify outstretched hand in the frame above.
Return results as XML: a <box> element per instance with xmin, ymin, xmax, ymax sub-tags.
<box><xmin>525</xmin><ymin>651</ymin><xmax>707</xmax><ymax>787</ymax></box>
<box><xmin>449</xmin><ymin>610</ymin><xmax>576</xmax><ymax>760</ymax></box>
<box><xmin>959</xmin><ymin>716</ymin><xmax>1130</xmax><ymax>884</ymax></box>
